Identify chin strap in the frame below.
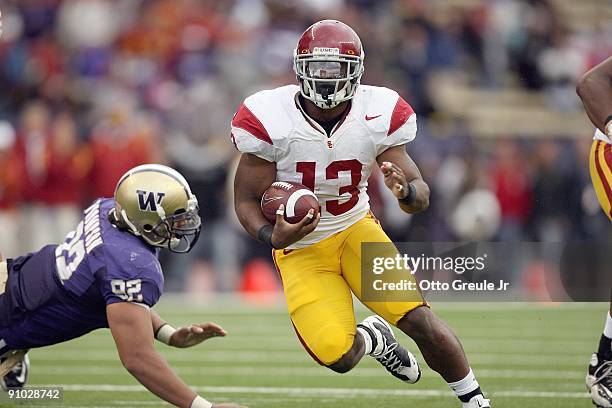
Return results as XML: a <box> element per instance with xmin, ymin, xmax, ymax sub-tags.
<box><xmin>305</xmin><ymin>81</ymin><xmax>351</xmax><ymax>109</ymax></box>
<box><xmin>119</xmin><ymin>209</ymin><xmax>141</xmax><ymax>236</ymax></box>
<box><xmin>117</xmin><ymin>208</ymin><xmax>166</xmax><ymax>248</ymax></box>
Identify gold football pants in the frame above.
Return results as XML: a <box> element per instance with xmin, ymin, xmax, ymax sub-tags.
<box><xmin>273</xmin><ymin>213</ymin><xmax>426</xmax><ymax>365</ymax></box>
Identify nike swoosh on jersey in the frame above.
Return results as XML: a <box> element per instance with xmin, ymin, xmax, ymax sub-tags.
<box><xmin>365</xmin><ymin>114</ymin><xmax>382</xmax><ymax>121</ymax></box>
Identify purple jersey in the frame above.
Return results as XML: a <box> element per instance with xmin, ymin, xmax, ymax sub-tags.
<box><xmin>0</xmin><ymin>198</ymin><xmax>163</xmax><ymax>350</ymax></box>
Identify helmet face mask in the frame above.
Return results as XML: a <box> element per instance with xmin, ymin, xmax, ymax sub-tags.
<box><xmin>293</xmin><ymin>20</ymin><xmax>365</xmax><ymax>109</ymax></box>
<box><xmin>113</xmin><ymin>164</ymin><xmax>202</xmax><ymax>254</ymax></box>
<box><xmin>148</xmin><ymin>199</ymin><xmax>201</xmax><ymax>253</ymax></box>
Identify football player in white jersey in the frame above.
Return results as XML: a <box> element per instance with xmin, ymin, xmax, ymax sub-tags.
<box><xmin>577</xmin><ymin>55</ymin><xmax>612</xmax><ymax>408</ymax></box>
<box><xmin>232</xmin><ymin>20</ymin><xmax>490</xmax><ymax>407</ymax></box>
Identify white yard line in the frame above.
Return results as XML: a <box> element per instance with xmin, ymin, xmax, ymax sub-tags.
<box><xmin>29</xmin><ymin>366</ymin><xmax>584</xmax><ymax>380</ymax></box>
<box><xmin>155</xmin><ymin>296</ymin><xmax>606</xmax><ymax>312</ymax></box>
<box><xmin>49</xmin><ymin>334</ymin><xmax>594</xmax><ymax>347</ymax></box>
<box><xmin>28</xmin><ymin>350</ymin><xmax>590</xmax><ymax>366</ymax></box>
<box><xmin>44</xmin><ymin>384</ymin><xmax>590</xmax><ymax>399</ymax></box>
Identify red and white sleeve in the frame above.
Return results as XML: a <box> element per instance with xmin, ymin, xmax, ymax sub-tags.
<box><xmin>230</xmin><ymin>103</ymin><xmax>277</xmax><ymax>162</ymax></box>
<box><xmin>376</xmin><ymin>96</ymin><xmax>417</xmax><ymax>155</ymax></box>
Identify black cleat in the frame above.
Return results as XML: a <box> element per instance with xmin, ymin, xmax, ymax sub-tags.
<box><xmin>590</xmin><ymin>356</ymin><xmax>612</xmax><ymax>408</ymax></box>
<box><xmin>0</xmin><ymin>351</ymin><xmax>29</xmax><ymax>391</ymax></box>
<box><xmin>358</xmin><ymin>315</ymin><xmax>420</xmax><ymax>383</ymax></box>
<box><xmin>588</xmin><ymin>350</ymin><xmax>612</xmax><ymax>407</ymax></box>
<box><xmin>462</xmin><ymin>394</ymin><xmax>491</xmax><ymax>408</ymax></box>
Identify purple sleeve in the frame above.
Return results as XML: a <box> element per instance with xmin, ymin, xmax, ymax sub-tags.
<box><xmin>101</xmin><ymin>277</ymin><xmax>161</xmax><ymax>308</ymax></box>
<box><xmin>97</xmin><ymin>243</ymin><xmax>164</xmax><ymax>308</ymax></box>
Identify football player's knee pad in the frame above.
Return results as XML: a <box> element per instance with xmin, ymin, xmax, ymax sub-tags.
<box><xmin>309</xmin><ymin>324</ymin><xmax>355</xmax><ymax>366</ymax></box>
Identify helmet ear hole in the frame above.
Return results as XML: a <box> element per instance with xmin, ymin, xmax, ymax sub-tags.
<box><xmin>143</xmin><ymin>224</ymin><xmax>153</xmax><ymax>232</ymax></box>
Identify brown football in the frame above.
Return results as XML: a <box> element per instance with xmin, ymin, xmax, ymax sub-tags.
<box><xmin>261</xmin><ymin>181</ymin><xmax>320</xmax><ymax>224</ymax></box>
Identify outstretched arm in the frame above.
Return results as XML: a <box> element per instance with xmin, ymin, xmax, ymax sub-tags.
<box><xmin>376</xmin><ymin>145</ymin><xmax>430</xmax><ymax>214</ymax></box>
<box><xmin>150</xmin><ymin>309</ymin><xmax>227</xmax><ymax>348</ymax></box>
<box><xmin>107</xmin><ymin>303</ymin><xmax>245</xmax><ymax>408</ymax></box>
<box><xmin>576</xmin><ymin>56</ymin><xmax>612</xmax><ymax>135</ymax></box>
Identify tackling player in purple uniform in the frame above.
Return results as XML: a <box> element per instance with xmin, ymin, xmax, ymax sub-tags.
<box><xmin>0</xmin><ymin>164</ymin><xmax>245</xmax><ymax>408</ymax></box>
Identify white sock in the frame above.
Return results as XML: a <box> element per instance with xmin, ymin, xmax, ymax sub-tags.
<box><xmin>357</xmin><ymin>326</ymin><xmax>373</xmax><ymax>355</ymax></box>
<box><xmin>448</xmin><ymin>368</ymin><xmax>481</xmax><ymax>402</ymax></box>
<box><xmin>604</xmin><ymin>312</ymin><xmax>612</xmax><ymax>340</ymax></box>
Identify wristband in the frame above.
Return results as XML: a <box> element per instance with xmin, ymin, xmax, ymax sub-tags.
<box><xmin>190</xmin><ymin>395</ymin><xmax>213</xmax><ymax>408</ymax></box>
<box><xmin>154</xmin><ymin>323</ymin><xmax>177</xmax><ymax>345</ymax></box>
<box><xmin>398</xmin><ymin>183</ymin><xmax>417</xmax><ymax>206</ymax></box>
<box><xmin>257</xmin><ymin>224</ymin><xmax>275</xmax><ymax>248</ymax></box>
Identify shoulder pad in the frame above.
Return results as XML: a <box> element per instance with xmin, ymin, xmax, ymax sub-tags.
<box><xmin>103</xmin><ymin>242</ymin><xmax>161</xmax><ymax>280</ymax></box>
<box><xmin>354</xmin><ymin>85</ymin><xmax>415</xmax><ymax>136</ymax></box>
<box><xmin>230</xmin><ymin>85</ymin><xmax>299</xmax><ymax>161</ymax></box>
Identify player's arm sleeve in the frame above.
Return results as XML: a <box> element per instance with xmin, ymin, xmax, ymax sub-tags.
<box><xmin>230</xmin><ymin>102</ymin><xmax>277</xmax><ymax>162</ymax></box>
<box><xmin>376</xmin><ymin>96</ymin><xmax>417</xmax><ymax>156</ymax></box>
<box><xmin>101</xmin><ymin>275</ymin><xmax>161</xmax><ymax>309</ymax></box>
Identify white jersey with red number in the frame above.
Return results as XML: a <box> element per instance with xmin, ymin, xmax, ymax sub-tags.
<box><xmin>231</xmin><ymin>84</ymin><xmax>417</xmax><ymax>248</ymax></box>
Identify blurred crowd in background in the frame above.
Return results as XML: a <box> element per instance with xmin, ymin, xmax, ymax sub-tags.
<box><xmin>0</xmin><ymin>0</ymin><xmax>610</xmax><ymax>294</ymax></box>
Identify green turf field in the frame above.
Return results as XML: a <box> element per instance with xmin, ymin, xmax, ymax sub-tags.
<box><xmin>12</xmin><ymin>300</ymin><xmax>602</xmax><ymax>407</ymax></box>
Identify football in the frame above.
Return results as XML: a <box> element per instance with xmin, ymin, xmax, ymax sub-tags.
<box><xmin>261</xmin><ymin>181</ymin><xmax>320</xmax><ymax>224</ymax></box>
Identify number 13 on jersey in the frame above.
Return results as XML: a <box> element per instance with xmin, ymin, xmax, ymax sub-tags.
<box><xmin>296</xmin><ymin>159</ymin><xmax>364</xmax><ymax>216</ymax></box>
